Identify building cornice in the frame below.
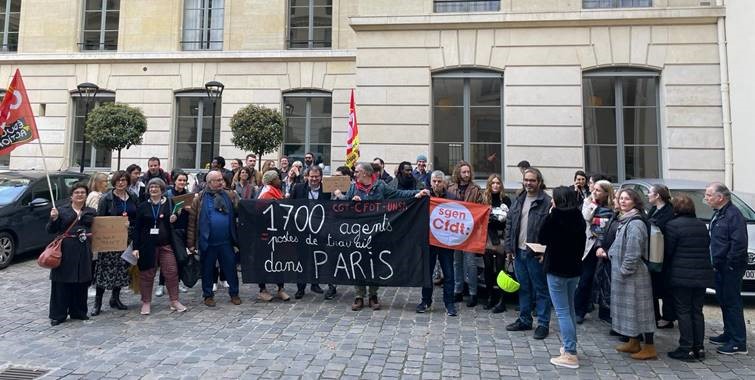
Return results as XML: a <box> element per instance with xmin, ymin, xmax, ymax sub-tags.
<box><xmin>0</xmin><ymin>49</ymin><xmax>357</xmax><ymax>64</ymax></box>
<box><xmin>349</xmin><ymin>6</ymin><xmax>725</xmax><ymax>31</ymax></box>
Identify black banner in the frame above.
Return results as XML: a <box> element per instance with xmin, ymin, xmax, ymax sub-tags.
<box><xmin>237</xmin><ymin>197</ymin><xmax>431</xmax><ymax>287</ymax></box>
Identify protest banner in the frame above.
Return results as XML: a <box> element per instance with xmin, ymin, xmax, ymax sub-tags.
<box><xmin>237</xmin><ymin>197</ymin><xmax>430</xmax><ymax>287</ymax></box>
<box><xmin>321</xmin><ymin>176</ymin><xmax>351</xmax><ymax>193</ymax></box>
<box><xmin>428</xmin><ymin>197</ymin><xmax>490</xmax><ymax>254</ymax></box>
<box><xmin>91</xmin><ymin>216</ymin><xmax>129</xmax><ymax>252</ymax></box>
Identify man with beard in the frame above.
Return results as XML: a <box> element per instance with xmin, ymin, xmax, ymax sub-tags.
<box><xmin>390</xmin><ymin>161</ymin><xmax>422</xmax><ymax>190</ymax></box>
<box><xmin>304</xmin><ymin>152</ymin><xmax>315</xmax><ymax>168</ymax></box>
<box><xmin>412</xmin><ymin>154</ymin><xmax>431</xmax><ymax>189</ymax></box>
<box><xmin>140</xmin><ymin>157</ymin><xmax>172</xmax><ymax>186</ymax></box>
<box><xmin>447</xmin><ymin>161</ymin><xmax>484</xmax><ymax>307</ymax></box>
<box><xmin>373</xmin><ymin>157</ymin><xmax>393</xmax><ymax>184</ymax></box>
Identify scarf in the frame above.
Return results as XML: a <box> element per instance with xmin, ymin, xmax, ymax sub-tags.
<box><xmin>206</xmin><ymin>187</ymin><xmax>229</xmax><ymax>213</ymax></box>
<box><xmin>355</xmin><ymin>174</ymin><xmax>377</xmax><ymax>195</ymax></box>
<box><xmin>618</xmin><ymin>208</ymin><xmax>640</xmax><ymax>221</ymax></box>
<box><xmin>259</xmin><ymin>185</ymin><xmax>283</xmax><ymax>200</ymax></box>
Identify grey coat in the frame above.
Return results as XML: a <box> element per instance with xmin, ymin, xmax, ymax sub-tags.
<box><xmin>609</xmin><ymin>217</ymin><xmax>654</xmax><ymax>337</ymax></box>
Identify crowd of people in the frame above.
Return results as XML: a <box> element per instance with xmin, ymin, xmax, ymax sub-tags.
<box><xmin>45</xmin><ymin>154</ymin><xmax>749</xmax><ymax>370</ymax></box>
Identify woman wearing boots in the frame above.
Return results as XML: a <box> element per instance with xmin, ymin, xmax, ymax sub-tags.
<box><xmin>92</xmin><ymin>170</ymin><xmax>138</xmax><ymax>316</ymax></box>
<box><xmin>610</xmin><ymin>189</ymin><xmax>656</xmax><ymax>360</ymax></box>
<box><xmin>482</xmin><ymin>174</ymin><xmax>510</xmax><ymax>313</ymax></box>
<box><xmin>47</xmin><ymin>182</ymin><xmax>96</xmax><ymax>325</ymax></box>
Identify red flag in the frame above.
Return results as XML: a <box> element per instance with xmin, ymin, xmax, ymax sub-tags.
<box><xmin>0</xmin><ymin>69</ymin><xmax>39</xmax><ymax>156</ymax></box>
<box><xmin>429</xmin><ymin>197</ymin><xmax>490</xmax><ymax>254</ymax></box>
<box><xmin>345</xmin><ymin>89</ymin><xmax>359</xmax><ymax>168</ymax></box>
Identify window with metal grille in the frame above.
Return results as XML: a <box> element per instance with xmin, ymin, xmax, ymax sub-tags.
<box><xmin>182</xmin><ymin>0</ymin><xmax>224</xmax><ymax>51</ymax></box>
<box><xmin>174</xmin><ymin>92</ymin><xmax>221</xmax><ymax>170</ymax></box>
<box><xmin>80</xmin><ymin>0</ymin><xmax>119</xmax><ymax>51</ymax></box>
<box><xmin>71</xmin><ymin>92</ymin><xmax>115</xmax><ymax>169</ymax></box>
<box><xmin>434</xmin><ymin>0</ymin><xmax>500</xmax><ymax>13</ymax></box>
<box><xmin>432</xmin><ymin>70</ymin><xmax>503</xmax><ymax>180</ymax></box>
<box><xmin>288</xmin><ymin>0</ymin><xmax>332</xmax><ymax>49</ymax></box>
<box><xmin>583</xmin><ymin>0</ymin><xmax>652</xmax><ymax>8</ymax></box>
<box><xmin>0</xmin><ymin>0</ymin><xmax>20</xmax><ymax>52</ymax></box>
<box><xmin>583</xmin><ymin>68</ymin><xmax>660</xmax><ymax>183</ymax></box>
<box><xmin>282</xmin><ymin>91</ymin><xmax>331</xmax><ymax>166</ymax></box>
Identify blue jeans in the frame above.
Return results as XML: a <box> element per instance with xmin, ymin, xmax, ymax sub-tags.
<box><xmin>715</xmin><ymin>265</ymin><xmax>747</xmax><ymax>346</ymax></box>
<box><xmin>200</xmin><ymin>243</ymin><xmax>239</xmax><ymax>298</ymax></box>
<box><xmin>422</xmin><ymin>246</ymin><xmax>455</xmax><ymax>307</ymax></box>
<box><xmin>454</xmin><ymin>250</ymin><xmax>482</xmax><ymax>295</ymax></box>
<box><xmin>547</xmin><ymin>274</ymin><xmax>579</xmax><ymax>355</ymax></box>
<box><xmin>514</xmin><ymin>249</ymin><xmax>551</xmax><ymax>327</ymax></box>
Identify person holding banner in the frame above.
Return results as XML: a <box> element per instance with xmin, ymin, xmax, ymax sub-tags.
<box><xmin>132</xmin><ymin>178</ymin><xmax>187</xmax><ymax>315</ymax></box>
<box><xmin>93</xmin><ymin>171</ymin><xmax>138</xmax><ymax>316</ymax></box>
<box><xmin>336</xmin><ymin>162</ymin><xmax>430</xmax><ymax>311</ymax></box>
<box><xmin>256</xmin><ymin>170</ymin><xmax>290</xmax><ymax>302</ymax></box>
<box><xmin>447</xmin><ymin>161</ymin><xmax>484</xmax><ymax>307</ymax></box>
<box><xmin>291</xmin><ymin>165</ymin><xmax>331</xmax><ymax>299</ymax></box>
<box><xmin>188</xmin><ymin>170</ymin><xmax>242</xmax><ymax>307</ymax></box>
<box><xmin>47</xmin><ymin>182</ymin><xmax>97</xmax><ymax>326</ymax></box>
<box><xmin>504</xmin><ymin>168</ymin><xmax>553</xmax><ymax>340</ymax></box>
<box><xmin>416</xmin><ymin>170</ymin><xmax>458</xmax><ymax>316</ymax></box>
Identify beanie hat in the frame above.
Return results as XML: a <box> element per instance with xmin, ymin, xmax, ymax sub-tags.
<box><xmin>416</xmin><ymin>154</ymin><xmax>428</xmax><ymax>162</ymax></box>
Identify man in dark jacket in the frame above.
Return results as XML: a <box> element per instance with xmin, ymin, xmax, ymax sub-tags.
<box><xmin>140</xmin><ymin>157</ymin><xmax>172</xmax><ymax>186</ymax></box>
<box><xmin>373</xmin><ymin>157</ymin><xmax>393</xmax><ymax>184</ymax></box>
<box><xmin>704</xmin><ymin>182</ymin><xmax>749</xmax><ymax>355</ymax></box>
<box><xmin>504</xmin><ymin>167</ymin><xmax>553</xmax><ymax>340</ymax></box>
<box><xmin>290</xmin><ymin>166</ymin><xmax>334</xmax><ymax>300</ymax></box>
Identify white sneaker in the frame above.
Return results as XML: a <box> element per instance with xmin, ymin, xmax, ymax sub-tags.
<box><xmin>179</xmin><ymin>284</ymin><xmax>188</xmax><ymax>293</ymax></box>
<box><xmin>220</xmin><ymin>280</ymin><xmax>229</xmax><ymax>289</ymax></box>
<box><xmin>155</xmin><ymin>285</ymin><xmax>164</xmax><ymax>297</ymax></box>
<box><xmin>550</xmin><ymin>352</ymin><xmax>579</xmax><ymax>369</ymax></box>
<box><xmin>212</xmin><ymin>283</ymin><xmax>218</xmax><ymax>292</ymax></box>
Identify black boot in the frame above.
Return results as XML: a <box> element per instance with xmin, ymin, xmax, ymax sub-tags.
<box><xmin>492</xmin><ymin>292</ymin><xmax>507</xmax><ymax>314</ymax></box>
<box><xmin>484</xmin><ymin>291</ymin><xmax>499</xmax><ymax>310</ymax></box>
<box><xmin>466</xmin><ymin>295</ymin><xmax>478</xmax><ymax>308</ymax></box>
<box><xmin>91</xmin><ymin>287</ymin><xmax>104</xmax><ymax>316</ymax></box>
<box><xmin>109</xmin><ymin>287</ymin><xmax>128</xmax><ymax>310</ymax></box>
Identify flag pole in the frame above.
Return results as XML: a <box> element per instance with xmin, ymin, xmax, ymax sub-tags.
<box><xmin>36</xmin><ymin>137</ymin><xmax>55</xmax><ymax>209</ymax></box>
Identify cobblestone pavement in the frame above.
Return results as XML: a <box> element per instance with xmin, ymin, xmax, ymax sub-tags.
<box><xmin>2</xmin><ymin>257</ymin><xmax>755</xmax><ymax>380</ymax></box>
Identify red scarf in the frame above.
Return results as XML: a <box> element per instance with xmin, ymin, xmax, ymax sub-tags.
<box><xmin>259</xmin><ymin>185</ymin><xmax>283</xmax><ymax>200</ymax></box>
<box><xmin>355</xmin><ymin>174</ymin><xmax>377</xmax><ymax>195</ymax></box>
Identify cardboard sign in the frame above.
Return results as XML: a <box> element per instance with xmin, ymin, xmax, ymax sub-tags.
<box><xmin>91</xmin><ymin>216</ymin><xmax>129</xmax><ymax>252</ymax></box>
<box><xmin>321</xmin><ymin>176</ymin><xmax>351</xmax><ymax>193</ymax></box>
<box><xmin>172</xmin><ymin>193</ymin><xmax>195</xmax><ymax>209</ymax></box>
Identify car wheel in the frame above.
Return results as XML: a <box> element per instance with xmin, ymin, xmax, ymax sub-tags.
<box><xmin>0</xmin><ymin>232</ymin><xmax>15</xmax><ymax>269</ymax></box>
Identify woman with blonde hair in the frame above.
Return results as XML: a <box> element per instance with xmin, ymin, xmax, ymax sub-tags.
<box><xmin>575</xmin><ymin>179</ymin><xmax>614</xmax><ymax>324</ymax></box>
<box><xmin>86</xmin><ymin>172</ymin><xmax>109</xmax><ymax>211</ymax></box>
<box><xmin>482</xmin><ymin>174</ymin><xmax>511</xmax><ymax>313</ymax></box>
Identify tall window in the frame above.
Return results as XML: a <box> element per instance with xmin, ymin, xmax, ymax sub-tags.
<box><xmin>434</xmin><ymin>0</ymin><xmax>500</xmax><ymax>12</ymax></box>
<box><xmin>432</xmin><ymin>70</ymin><xmax>503</xmax><ymax>180</ymax></box>
<box><xmin>288</xmin><ymin>0</ymin><xmax>331</xmax><ymax>49</ymax></box>
<box><xmin>182</xmin><ymin>0</ymin><xmax>224</xmax><ymax>51</ymax></box>
<box><xmin>583</xmin><ymin>69</ymin><xmax>660</xmax><ymax>183</ymax></box>
<box><xmin>174</xmin><ymin>92</ymin><xmax>221</xmax><ymax>170</ymax></box>
<box><xmin>583</xmin><ymin>0</ymin><xmax>651</xmax><ymax>8</ymax></box>
<box><xmin>0</xmin><ymin>0</ymin><xmax>20</xmax><ymax>52</ymax></box>
<box><xmin>81</xmin><ymin>0</ymin><xmax>119</xmax><ymax>51</ymax></box>
<box><xmin>283</xmin><ymin>91</ymin><xmax>331</xmax><ymax>166</ymax></box>
<box><xmin>71</xmin><ymin>91</ymin><xmax>115</xmax><ymax>169</ymax></box>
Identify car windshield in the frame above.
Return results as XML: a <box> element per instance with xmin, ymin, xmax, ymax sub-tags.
<box><xmin>0</xmin><ymin>178</ymin><xmax>30</xmax><ymax>206</ymax></box>
<box><xmin>670</xmin><ymin>189</ymin><xmax>755</xmax><ymax>223</ymax></box>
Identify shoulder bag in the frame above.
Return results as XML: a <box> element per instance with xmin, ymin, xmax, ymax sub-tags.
<box><xmin>38</xmin><ymin>217</ymin><xmax>78</xmax><ymax>269</ymax></box>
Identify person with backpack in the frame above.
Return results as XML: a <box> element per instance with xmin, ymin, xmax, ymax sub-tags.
<box><xmin>647</xmin><ymin>184</ymin><xmax>675</xmax><ymax>329</ymax></box>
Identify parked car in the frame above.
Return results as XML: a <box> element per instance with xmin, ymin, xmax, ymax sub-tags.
<box><xmin>0</xmin><ymin>171</ymin><xmax>89</xmax><ymax>269</ymax></box>
<box><xmin>620</xmin><ymin>178</ymin><xmax>755</xmax><ymax>295</ymax></box>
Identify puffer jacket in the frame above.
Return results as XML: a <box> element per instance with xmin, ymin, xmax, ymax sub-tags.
<box><xmin>665</xmin><ymin>214</ymin><xmax>714</xmax><ymax>288</ymax></box>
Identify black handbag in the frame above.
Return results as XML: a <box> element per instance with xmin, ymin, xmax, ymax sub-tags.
<box><xmin>172</xmin><ymin>228</ymin><xmax>189</xmax><ymax>267</ymax></box>
<box><xmin>180</xmin><ymin>254</ymin><xmax>201</xmax><ymax>288</ymax></box>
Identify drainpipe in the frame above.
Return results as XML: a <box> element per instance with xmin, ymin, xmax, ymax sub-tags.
<box><xmin>717</xmin><ymin>0</ymin><xmax>734</xmax><ymax>189</ymax></box>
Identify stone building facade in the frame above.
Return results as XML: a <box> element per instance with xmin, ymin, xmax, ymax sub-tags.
<box><xmin>0</xmin><ymin>0</ymin><xmax>742</xmax><ymax>188</ymax></box>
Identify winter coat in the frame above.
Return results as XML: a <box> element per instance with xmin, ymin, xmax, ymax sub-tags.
<box><xmin>609</xmin><ymin>216</ymin><xmax>655</xmax><ymax>336</ymax></box>
<box><xmin>447</xmin><ymin>182</ymin><xmax>483</xmax><ymax>204</ymax></box>
<box><xmin>665</xmin><ymin>215</ymin><xmax>714</xmax><ymax>289</ymax></box>
<box><xmin>344</xmin><ymin>179</ymin><xmax>418</xmax><ymax>200</ymax></box>
<box><xmin>132</xmin><ymin>197</ymin><xmax>177</xmax><ymax>271</ymax></box>
<box><xmin>98</xmin><ymin>190</ymin><xmax>139</xmax><ymax>241</ymax></box>
<box><xmin>504</xmin><ymin>190</ymin><xmax>552</xmax><ymax>254</ymax></box>
<box><xmin>538</xmin><ymin>207</ymin><xmax>587</xmax><ymax>278</ymax></box>
<box><xmin>709</xmin><ymin>201</ymin><xmax>749</xmax><ymax>270</ymax></box>
<box><xmin>648</xmin><ymin>204</ymin><xmax>673</xmax><ymax>233</ymax></box>
<box><xmin>187</xmin><ymin>190</ymin><xmax>238</xmax><ymax>250</ymax></box>
<box><xmin>46</xmin><ymin>205</ymin><xmax>95</xmax><ymax>283</ymax></box>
